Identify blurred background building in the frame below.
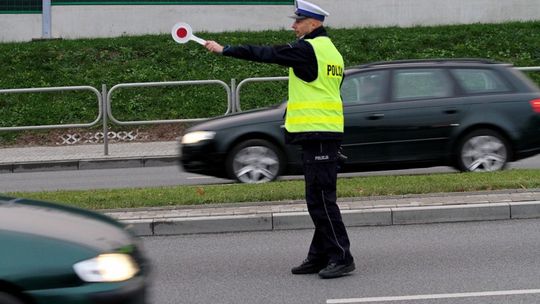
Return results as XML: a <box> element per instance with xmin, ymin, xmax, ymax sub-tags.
<box><xmin>1</xmin><ymin>0</ymin><xmax>539</xmax><ymax>42</ymax></box>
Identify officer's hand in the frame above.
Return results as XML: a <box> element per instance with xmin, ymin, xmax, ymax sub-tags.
<box><xmin>205</xmin><ymin>41</ymin><xmax>224</xmax><ymax>54</ymax></box>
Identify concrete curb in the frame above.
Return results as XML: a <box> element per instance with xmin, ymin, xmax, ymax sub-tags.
<box><xmin>120</xmin><ymin>201</ymin><xmax>540</xmax><ymax>237</ymax></box>
<box><xmin>0</xmin><ymin>156</ymin><xmax>178</xmax><ymax>173</ymax></box>
<box><xmin>392</xmin><ymin>203</ymin><xmax>510</xmax><ymax>224</ymax></box>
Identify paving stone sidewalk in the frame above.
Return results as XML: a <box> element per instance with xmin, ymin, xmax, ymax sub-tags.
<box><xmin>0</xmin><ymin>141</ymin><xmax>178</xmax><ymax>172</ymax></box>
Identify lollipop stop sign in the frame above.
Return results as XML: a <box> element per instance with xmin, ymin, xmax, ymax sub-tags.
<box><xmin>171</xmin><ymin>23</ymin><xmax>206</xmax><ymax>45</ymax></box>
<box><xmin>176</xmin><ymin>27</ymin><xmax>188</xmax><ymax>39</ymax></box>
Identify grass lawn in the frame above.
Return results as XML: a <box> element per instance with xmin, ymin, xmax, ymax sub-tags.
<box><xmin>8</xmin><ymin>169</ymin><xmax>540</xmax><ymax>210</ymax></box>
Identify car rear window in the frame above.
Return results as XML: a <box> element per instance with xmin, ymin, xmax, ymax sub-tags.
<box><xmin>393</xmin><ymin>69</ymin><xmax>453</xmax><ymax>101</ymax></box>
<box><xmin>451</xmin><ymin>68</ymin><xmax>511</xmax><ymax>94</ymax></box>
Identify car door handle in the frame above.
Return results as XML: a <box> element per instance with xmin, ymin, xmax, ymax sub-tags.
<box><xmin>368</xmin><ymin>113</ymin><xmax>385</xmax><ymax>120</ymax></box>
<box><xmin>443</xmin><ymin>109</ymin><xmax>458</xmax><ymax>114</ymax></box>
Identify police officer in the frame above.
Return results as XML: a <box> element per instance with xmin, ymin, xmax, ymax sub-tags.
<box><xmin>204</xmin><ymin>0</ymin><xmax>355</xmax><ymax>279</ymax></box>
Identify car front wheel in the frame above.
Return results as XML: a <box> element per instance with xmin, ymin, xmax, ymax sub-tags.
<box><xmin>226</xmin><ymin>139</ymin><xmax>284</xmax><ymax>183</ymax></box>
<box><xmin>456</xmin><ymin>129</ymin><xmax>510</xmax><ymax>172</ymax></box>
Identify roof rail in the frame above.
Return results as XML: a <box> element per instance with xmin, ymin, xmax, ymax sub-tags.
<box><xmin>352</xmin><ymin>58</ymin><xmax>502</xmax><ymax>69</ymax></box>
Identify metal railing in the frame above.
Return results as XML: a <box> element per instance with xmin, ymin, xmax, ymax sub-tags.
<box><xmin>0</xmin><ymin>85</ymin><xmax>102</xmax><ymax>131</ymax></box>
<box><xmin>105</xmin><ymin>80</ymin><xmax>231</xmax><ymax>155</ymax></box>
<box><xmin>517</xmin><ymin>67</ymin><xmax>540</xmax><ymax>72</ymax></box>
<box><xmin>107</xmin><ymin>80</ymin><xmax>232</xmax><ymax>125</ymax></box>
<box><xmin>0</xmin><ymin>65</ymin><xmax>538</xmax><ymax>155</ymax></box>
<box><xmin>234</xmin><ymin>76</ymin><xmax>288</xmax><ymax>112</ymax></box>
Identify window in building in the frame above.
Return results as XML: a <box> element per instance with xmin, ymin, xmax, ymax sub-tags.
<box><xmin>0</xmin><ymin>0</ymin><xmax>42</xmax><ymax>13</ymax></box>
<box><xmin>51</xmin><ymin>0</ymin><xmax>293</xmax><ymax>4</ymax></box>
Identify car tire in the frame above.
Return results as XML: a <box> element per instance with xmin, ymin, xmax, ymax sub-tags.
<box><xmin>0</xmin><ymin>292</ymin><xmax>25</xmax><ymax>304</ymax></box>
<box><xmin>456</xmin><ymin>129</ymin><xmax>511</xmax><ymax>172</ymax></box>
<box><xmin>226</xmin><ymin>139</ymin><xmax>284</xmax><ymax>183</ymax></box>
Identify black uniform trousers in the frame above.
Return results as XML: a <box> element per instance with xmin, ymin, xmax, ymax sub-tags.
<box><xmin>301</xmin><ymin>140</ymin><xmax>354</xmax><ymax>265</ymax></box>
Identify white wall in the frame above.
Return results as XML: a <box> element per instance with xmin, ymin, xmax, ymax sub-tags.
<box><xmin>323</xmin><ymin>0</ymin><xmax>540</xmax><ymax>28</ymax></box>
<box><xmin>1</xmin><ymin>0</ymin><xmax>540</xmax><ymax>42</ymax></box>
<box><xmin>50</xmin><ymin>5</ymin><xmax>291</xmax><ymax>39</ymax></box>
<box><xmin>0</xmin><ymin>14</ymin><xmax>41</xmax><ymax>42</ymax></box>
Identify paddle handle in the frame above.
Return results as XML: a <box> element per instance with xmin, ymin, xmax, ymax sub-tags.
<box><xmin>191</xmin><ymin>35</ymin><xmax>206</xmax><ymax>46</ymax></box>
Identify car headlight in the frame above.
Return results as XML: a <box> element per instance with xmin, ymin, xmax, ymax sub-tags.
<box><xmin>181</xmin><ymin>131</ymin><xmax>216</xmax><ymax>144</ymax></box>
<box><xmin>73</xmin><ymin>253</ymin><xmax>139</xmax><ymax>282</ymax></box>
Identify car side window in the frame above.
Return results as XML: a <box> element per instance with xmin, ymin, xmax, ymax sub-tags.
<box><xmin>341</xmin><ymin>71</ymin><xmax>386</xmax><ymax>105</ymax></box>
<box><xmin>393</xmin><ymin>69</ymin><xmax>453</xmax><ymax>101</ymax></box>
<box><xmin>451</xmin><ymin>68</ymin><xmax>511</xmax><ymax>94</ymax></box>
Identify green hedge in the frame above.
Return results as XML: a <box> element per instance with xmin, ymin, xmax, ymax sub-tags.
<box><xmin>0</xmin><ymin>21</ymin><xmax>539</xmax><ymax>135</ymax></box>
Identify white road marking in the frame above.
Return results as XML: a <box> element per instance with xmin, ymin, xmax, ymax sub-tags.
<box><xmin>186</xmin><ymin>176</ymin><xmax>212</xmax><ymax>179</ymax></box>
<box><xmin>327</xmin><ymin>288</ymin><xmax>540</xmax><ymax>303</ymax></box>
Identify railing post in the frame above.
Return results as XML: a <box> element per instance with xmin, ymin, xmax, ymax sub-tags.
<box><xmin>230</xmin><ymin>78</ymin><xmax>236</xmax><ymax>113</ymax></box>
<box><xmin>102</xmin><ymin>84</ymin><xmax>109</xmax><ymax>156</ymax></box>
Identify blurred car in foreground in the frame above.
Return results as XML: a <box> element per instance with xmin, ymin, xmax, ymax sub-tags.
<box><xmin>181</xmin><ymin>59</ymin><xmax>540</xmax><ymax>183</ymax></box>
<box><xmin>0</xmin><ymin>195</ymin><xmax>148</xmax><ymax>304</ymax></box>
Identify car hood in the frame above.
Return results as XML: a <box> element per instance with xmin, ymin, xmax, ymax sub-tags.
<box><xmin>0</xmin><ymin>196</ymin><xmax>133</xmax><ymax>252</ymax></box>
<box><xmin>189</xmin><ymin>103</ymin><xmax>285</xmax><ymax>132</ymax></box>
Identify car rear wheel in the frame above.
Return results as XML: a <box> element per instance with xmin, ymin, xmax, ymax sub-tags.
<box><xmin>226</xmin><ymin>139</ymin><xmax>284</xmax><ymax>183</ymax></box>
<box><xmin>456</xmin><ymin>129</ymin><xmax>510</xmax><ymax>172</ymax></box>
<box><xmin>0</xmin><ymin>292</ymin><xmax>25</xmax><ymax>304</ymax></box>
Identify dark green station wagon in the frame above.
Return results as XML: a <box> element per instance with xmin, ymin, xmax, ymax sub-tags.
<box><xmin>0</xmin><ymin>196</ymin><xmax>148</xmax><ymax>304</ymax></box>
<box><xmin>181</xmin><ymin>59</ymin><xmax>540</xmax><ymax>183</ymax></box>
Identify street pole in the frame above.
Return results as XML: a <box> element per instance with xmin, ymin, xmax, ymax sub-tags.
<box><xmin>42</xmin><ymin>0</ymin><xmax>52</xmax><ymax>39</ymax></box>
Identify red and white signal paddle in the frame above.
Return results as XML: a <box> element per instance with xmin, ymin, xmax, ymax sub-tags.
<box><xmin>171</xmin><ymin>22</ymin><xmax>206</xmax><ymax>45</ymax></box>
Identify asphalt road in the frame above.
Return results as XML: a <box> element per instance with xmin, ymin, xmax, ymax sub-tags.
<box><xmin>142</xmin><ymin>219</ymin><xmax>540</xmax><ymax>304</ymax></box>
<box><xmin>1</xmin><ymin>155</ymin><xmax>539</xmax><ymax>192</ymax></box>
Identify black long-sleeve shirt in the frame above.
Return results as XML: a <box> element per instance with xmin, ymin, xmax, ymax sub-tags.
<box><xmin>222</xmin><ymin>26</ymin><xmax>342</xmax><ymax>143</ymax></box>
<box><xmin>222</xmin><ymin>26</ymin><xmax>328</xmax><ymax>82</ymax></box>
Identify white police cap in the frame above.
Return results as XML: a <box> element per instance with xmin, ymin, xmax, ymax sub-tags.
<box><xmin>290</xmin><ymin>0</ymin><xmax>329</xmax><ymax>22</ymax></box>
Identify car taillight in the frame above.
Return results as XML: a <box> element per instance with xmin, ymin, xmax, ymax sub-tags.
<box><xmin>531</xmin><ymin>99</ymin><xmax>540</xmax><ymax>113</ymax></box>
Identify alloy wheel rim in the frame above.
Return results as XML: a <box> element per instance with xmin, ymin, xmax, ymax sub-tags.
<box><xmin>461</xmin><ymin>135</ymin><xmax>507</xmax><ymax>171</ymax></box>
<box><xmin>233</xmin><ymin>146</ymin><xmax>279</xmax><ymax>183</ymax></box>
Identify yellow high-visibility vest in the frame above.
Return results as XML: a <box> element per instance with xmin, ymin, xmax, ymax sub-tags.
<box><xmin>285</xmin><ymin>36</ymin><xmax>344</xmax><ymax>133</ymax></box>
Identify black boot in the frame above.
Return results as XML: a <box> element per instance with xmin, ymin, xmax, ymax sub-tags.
<box><xmin>318</xmin><ymin>261</ymin><xmax>355</xmax><ymax>279</ymax></box>
<box><xmin>291</xmin><ymin>259</ymin><xmax>327</xmax><ymax>275</ymax></box>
